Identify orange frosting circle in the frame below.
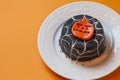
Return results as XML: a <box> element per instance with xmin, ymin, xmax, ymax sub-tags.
<box><xmin>72</xmin><ymin>18</ymin><xmax>94</xmax><ymax>40</ymax></box>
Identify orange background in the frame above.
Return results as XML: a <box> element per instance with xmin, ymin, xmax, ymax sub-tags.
<box><xmin>0</xmin><ymin>0</ymin><xmax>120</xmax><ymax>80</ymax></box>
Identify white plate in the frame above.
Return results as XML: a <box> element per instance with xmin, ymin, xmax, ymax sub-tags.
<box><xmin>38</xmin><ymin>1</ymin><xmax>120</xmax><ymax>80</ymax></box>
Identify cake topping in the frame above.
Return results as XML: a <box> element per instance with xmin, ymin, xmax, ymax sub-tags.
<box><xmin>59</xmin><ymin>15</ymin><xmax>106</xmax><ymax>62</ymax></box>
<box><xmin>72</xmin><ymin>18</ymin><xmax>94</xmax><ymax>40</ymax></box>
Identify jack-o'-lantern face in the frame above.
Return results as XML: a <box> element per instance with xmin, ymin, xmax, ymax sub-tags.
<box><xmin>72</xmin><ymin>18</ymin><xmax>94</xmax><ymax>40</ymax></box>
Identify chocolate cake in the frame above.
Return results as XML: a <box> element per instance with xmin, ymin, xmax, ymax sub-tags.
<box><xmin>59</xmin><ymin>14</ymin><xmax>106</xmax><ymax>62</ymax></box>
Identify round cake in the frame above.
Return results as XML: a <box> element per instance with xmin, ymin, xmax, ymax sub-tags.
<box><xmin>59</xmin><ymin>14</ymin><xmax>107</xmax><ymax>66</ymax></box>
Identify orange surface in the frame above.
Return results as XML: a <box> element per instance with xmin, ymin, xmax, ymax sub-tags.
<box><xmin>0</xmin><ymin>0</ymin><xmax>120</xmax><ymax>80</ymax></box>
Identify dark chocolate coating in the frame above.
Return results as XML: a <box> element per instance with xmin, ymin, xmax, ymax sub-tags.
<box><xmin>59</xmin><ymin>15</ymin><xmax>106</xmax><ymax>61</ymax></box>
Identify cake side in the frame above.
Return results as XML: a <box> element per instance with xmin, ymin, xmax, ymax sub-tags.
<box><xmin>59</xmin><ymin>14</ymin><xmax>106</xmax><ymax>62</ymax></box>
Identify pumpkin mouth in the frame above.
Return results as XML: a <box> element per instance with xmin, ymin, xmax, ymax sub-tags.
<box><xmin>72</xmin><ymin>18</ymin><xmax>94</xmax><ymax>40</ymax></box>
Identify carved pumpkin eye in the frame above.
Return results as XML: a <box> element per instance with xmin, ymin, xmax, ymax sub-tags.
<box><xmin>72</xmin><ymin>18</ymin><xmax>94</xmax><ymax>40</ymax></box>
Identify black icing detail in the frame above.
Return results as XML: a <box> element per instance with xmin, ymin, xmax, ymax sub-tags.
<box><xmin>86</xmin><ymin>41</ymin><xmax>97</xmax><ymax>51</ymax></box>
<box><xmin>64</xmin><ymin>18</ymin><xmax>74</xmax><ymax>26</ymax></box>
<box><xmin>89</xmin><ymin>19</ymin><xmax>94</xmax><ymax>24</ymax></box>
<box><xmin>62</xmin><ymin>36</ymin><xmax>72</xmax><ymax>46</ymax></box>
<box><xmin>71</xmin><ymin>54</ymin><xmax>77</xmax><ymax>60</ymax></box>
<box><xmin>74</xmin><ymin>15</ymin><xmax>84</xmax><ymax>20</ymax></box>
<box><xmin>85</xmin><ymin>15</ymin><xmax>93</xmax><ymax>19</ymax></box>
<box><xmin>99</xmin><ymin>40</ymin><xmax>106</xmax><ymax>56</ymax></box>
<box><xmin>61</xmin><ymin>27</ymin><xmax>67</xmax><ymax>36</ymax></box>
<box><xmin>78</xmin><ymin>50</ymin><xmax>98</xmax><ymax>61</ymax></box>
<box><xmin>59</xmin><ymin>14</ymin><xmax>106</xmax><ymax>61</ymax></box>
<box><xmin>96</xmin><ymin>22</ymin><xmax>103</xmax><ymax>28</ymax></box>
<box><xmin>61</xmin><ymin>40</ymin><xmax>71</xmax><ymax>57</ymax></box>
<box><xmin>96</xmin><ymin>35</ymin><xmax>103</xmax><ymax>43</ymax></box>
<box><xmin>74</xmin><ymin>42</ymin><xmax>84</xmax><ymax>53</ymax></box>
<box><xmin>71</xmin><ymin>49</ymin><xmax>79</xmax><ymax>56</ymax></box>
<box><xmin>96</xmin><ymin>30</ymin><xmax>104</xmax><ymax>34</ymax></box>
<box><xmin>93</xmin><ymin>18</ymin><xmax>98</xmax><ymax>22</ymax></box>
<box><xmin>67</xmin><ymin>27</ymin><xmax>72</xmax><ymax>34</ymax></box>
